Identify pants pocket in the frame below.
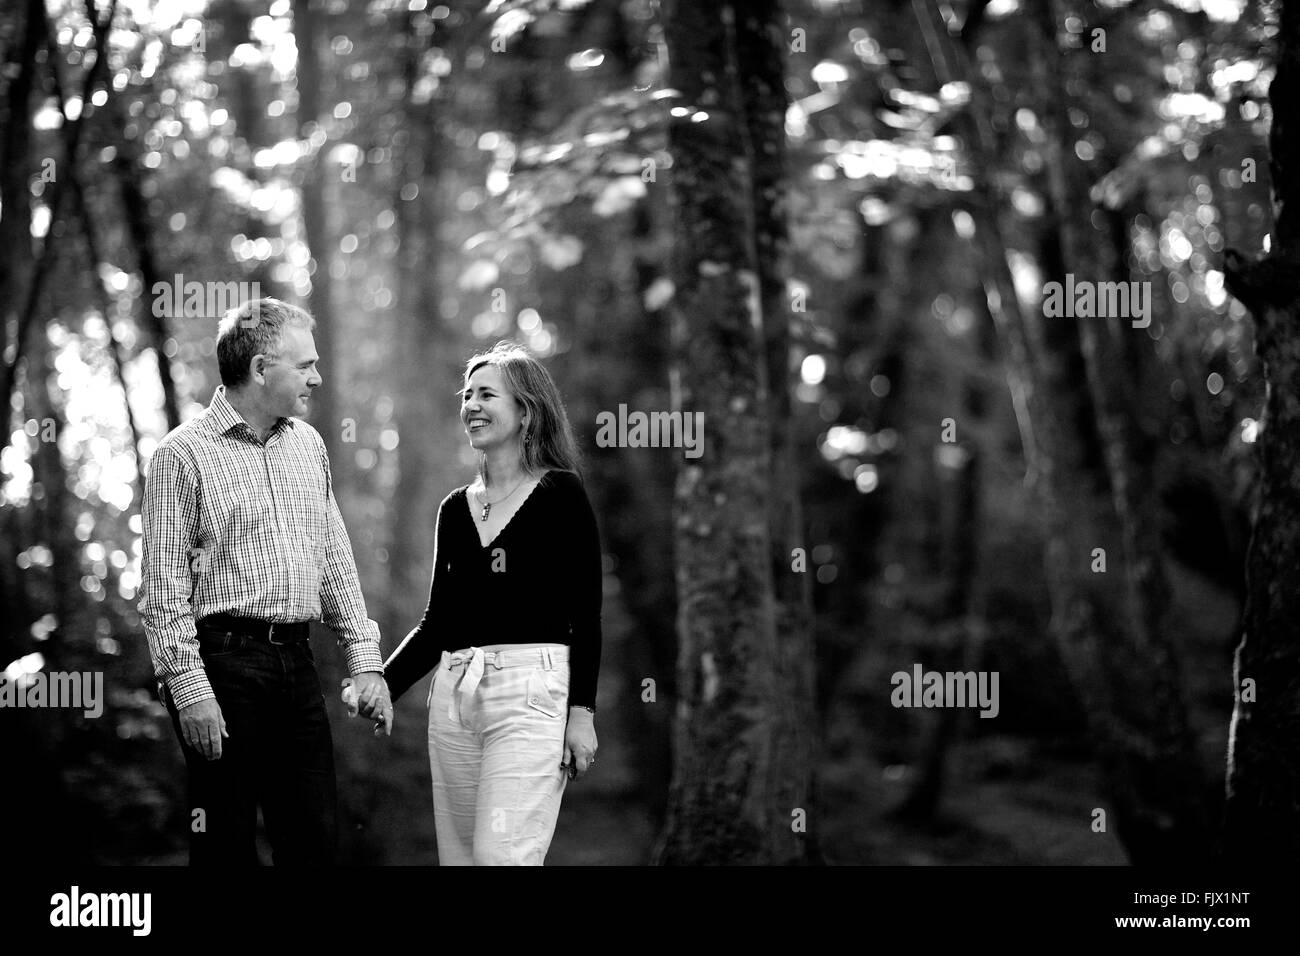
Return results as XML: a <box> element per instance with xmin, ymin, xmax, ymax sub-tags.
<box><xmin>198</xmin><ymin>629</ymin><xmax>249</xmax><ymax>659</ymax></box>
<box><xmin>525</xmin><ymin>668</ymin><xmax>561</xmax><ymax>718</ymax></box>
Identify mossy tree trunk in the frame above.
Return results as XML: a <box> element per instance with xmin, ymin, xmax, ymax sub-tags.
<box><xmin>654</xmin><ymin>0</ymin><xmax>811</xmax><ymax>865</ymax></box>
<box><xmin>1222</xmin><ymin>0</ymin><xmax>1300</xmax><ymax>863</ymax></box>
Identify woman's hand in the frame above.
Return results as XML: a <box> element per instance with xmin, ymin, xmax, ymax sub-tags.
<box><xmin>562</xmin><ymin>707</ymin><xmax>598</xmax><ymax>780</ymax></box>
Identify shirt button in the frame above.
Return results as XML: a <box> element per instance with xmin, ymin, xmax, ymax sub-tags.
<box><xmin>529</xmin><ymin>697</ymin><xmax>538</xmax><ymax>704</ymax></box>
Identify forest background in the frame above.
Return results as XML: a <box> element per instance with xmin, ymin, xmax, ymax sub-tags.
<box><xmin>0</xmin><ymin>0</ymin><xmax>1287</xmax><ymax>865</ymax></box>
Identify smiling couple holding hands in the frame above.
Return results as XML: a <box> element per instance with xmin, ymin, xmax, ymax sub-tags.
<box><xmin>140</xmin><ymin>298</ymin><xmax>602</xmax><ymax>866</ymax></box>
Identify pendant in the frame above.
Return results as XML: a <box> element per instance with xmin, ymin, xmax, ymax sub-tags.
<box><xmin>480</xmin><ymin>501</ymin><xmax>491</xmax><ymax>522</ymax></box>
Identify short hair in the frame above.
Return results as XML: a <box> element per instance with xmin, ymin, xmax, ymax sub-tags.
<box><xmin>216</xmin><ymin>298</ymin><xmax>315</xmax><ymax>388</ymax></box>
<box><xmin>463</xmin><ymin>341</ymin><xmax>582</xmax><ymax>477</ymax></box>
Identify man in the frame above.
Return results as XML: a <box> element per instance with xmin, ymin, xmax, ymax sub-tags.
<box><xmin>140</xmin><ymin>297</ymin><xmax>391</xmax><ymax>865</ymax></box>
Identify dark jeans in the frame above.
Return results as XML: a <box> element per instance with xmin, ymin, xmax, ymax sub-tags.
<box><xmin>166</xmin><ymin>626</ymin><xmax>338</xmax><ymax>865</ymax></box>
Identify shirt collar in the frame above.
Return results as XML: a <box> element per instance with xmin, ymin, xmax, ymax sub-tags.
<box><xmin>207</xmin><ymin>385</ymin><xmax>295</xmax><ymax>440</ymax></box>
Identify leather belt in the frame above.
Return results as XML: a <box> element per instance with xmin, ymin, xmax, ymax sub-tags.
<box><xmin>197</xmin><ymin>613</ymin><xmax>311</xmax><ymax>644</ymax></box>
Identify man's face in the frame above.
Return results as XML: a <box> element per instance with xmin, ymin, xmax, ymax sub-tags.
<box><xmin>259</xmin><ymin>325</ymin><xmax>321</xmax><ymax>420</ymax></box>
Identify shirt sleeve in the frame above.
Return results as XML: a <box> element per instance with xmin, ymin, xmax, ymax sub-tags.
<box><xmin>559</xmin><ymin>473</ymin><xmax>603</xmax><ymax>708</ymax></box>
<box><xmin>316</xmin><ymin>435</ymin><xmax>385</xmax><ymax>676</ymax></box>
<box><xmin>383</xmin><ymin>494</ymin><xmax>454</xmax><ymax>702</ymax></box>
<box><xmin>139</xmin><ymin>442</ymin><xmax>214</xmax><ymax>711</ymax></box>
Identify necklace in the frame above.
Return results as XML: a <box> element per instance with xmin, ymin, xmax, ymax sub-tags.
<box><xmin>475</xmin><ymin>476</ymin><xmax>530</xmax><ymax>522</ymax></box>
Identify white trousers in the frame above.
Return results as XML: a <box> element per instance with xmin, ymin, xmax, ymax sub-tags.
<box><xmin>426</xmin><ymin>645</ymin><xmax>570</xmax><ymax>865</ymax></box>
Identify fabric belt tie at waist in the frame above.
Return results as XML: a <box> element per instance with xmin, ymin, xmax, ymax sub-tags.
<box><xmin>441</xmin><ymin>646</ymin><xmax>564</xmax><ymax>727</ymax></box>
<box><xmin>448</xmin><ymin>647</ymin><xmax>487</xmax><ymax>727</ymax></box>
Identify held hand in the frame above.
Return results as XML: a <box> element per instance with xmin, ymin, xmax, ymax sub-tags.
<box><xmin>561</xmin><ymin>707</ymin><xmax>597</xmax><ymax>781</ymax></box>
<box><xmin>340</xmin><ymin>678</ymin><xmax>360</xmax><ymax>716</ymax></box>
<box><xmin>179</xmin><ymin>698</ymin><xmax>228</xmax><ymax>761</ymax></box>
<box><xmin>348</xmin><ymin>672</ymin><xmax>394</xmax><ymax>736</ymax></box>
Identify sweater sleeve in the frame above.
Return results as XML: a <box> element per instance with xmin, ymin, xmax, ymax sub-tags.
<box><xmin>556</xmin><ymin>472</ymin><xmax>603</xmax><ymax>708</ymax></box>
<box><xmin>383</xmin><ymin>492</ymin><xmax>455</xmax><ymax>702</ymax></box>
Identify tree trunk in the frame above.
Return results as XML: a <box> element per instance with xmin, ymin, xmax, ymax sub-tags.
<box><xmin>111</xmin><ymin>115</ymin><xmax>181</xmax><ymax>434</ymax></box>
<box><xmin>0</xmin><ymin>0</ymin><xmax>44</xmax><ymax>856</ymax></box>
<box><xmin>733</xmin><ymin>0</ymin><xmax>817</xmax><ymax>865</ymax></box>
<box><xmin>1222</xmin><ymin>0</ymin><xmax>1300</xmax><ymax>863</ymax></box>
<box><xmin>292</xmin><ymin>0</ymin><xmax>344</xmax><ymax>481</ymax></box>
<box><xmin>1027</xmin><ymin>0</ymin><xmax>1210</xmax><ymax>858</ymax></box>
<box><xmin>37</xmin><ymin>2</ymin><xmax>144</xmax><ymax>500</ymax></box>
<box><xmin>385</xmin><ymin>11</ymin><xmax>451</xmax><ymax>644</ymax></box>
<box><xmin>0</xmin><ymin>0</ymin><xmax>42</xmax><ymax>348</ymax></box>
<box><xmin>653</xmin><ymin>0</ymin><xmax>803</xmax><ymax>865</ymax></box>
<box><xmin>897</xmin><ymin>339</ymin><xmax>983</xmax><ymax>822</ymax></box>
<box><xmin>0</xmin><ymin>0</ymin><xmax>111</xmax><ymax>461</ymax></box>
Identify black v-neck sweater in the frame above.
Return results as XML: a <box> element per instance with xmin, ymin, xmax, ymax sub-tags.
<box><xmin>383</xmin><ymin>469</ymin><xmax>603</xmax><ymax>709</ymax></box>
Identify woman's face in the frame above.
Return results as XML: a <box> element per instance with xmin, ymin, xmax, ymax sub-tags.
<box><xmin>461</xmin><ymin>364</ymin><xmax>526</xmax><ymax>453</ymax></box>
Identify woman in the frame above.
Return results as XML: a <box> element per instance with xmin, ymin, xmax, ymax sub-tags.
<box><xmin>379</xmin><ymin>340</ymin><xmax>601</xmax><ymax>865</ymax></box>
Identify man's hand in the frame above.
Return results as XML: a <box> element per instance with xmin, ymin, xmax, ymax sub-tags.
<box><xmin>561</xmin><ymin>707</ymin><xmax>597</xmax><ymax>781</ymax></box>
<box><xmin>179</xmin><ymin>698</ymin><xmax>228</xmax><ymax>760</ymax></box>
<box><xmin>351</xmin><ymin>671</ymin><xmax>393</xmax><ymax>736</ymax></box>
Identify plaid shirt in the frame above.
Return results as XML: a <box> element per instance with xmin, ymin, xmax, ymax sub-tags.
<box><xmin>139</xmin><ymin>386</ymin><xmax>383</xmax><ymax>711</ymax></box>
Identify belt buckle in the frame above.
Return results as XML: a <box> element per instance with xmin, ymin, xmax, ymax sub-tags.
<box><xmin>267</xmin><ymin>622</ymin><xmax>292</xmax><ymax>645</ymax></box>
